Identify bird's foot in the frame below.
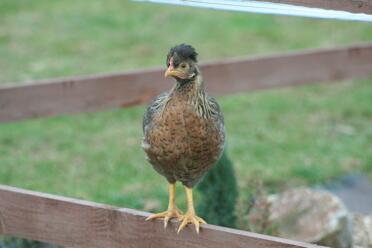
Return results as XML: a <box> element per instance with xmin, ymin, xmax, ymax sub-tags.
<box><xmin>177</xmin><ymin>210</ymin><xmax>206</xmax><ymax>234</ymax></box>
<box><xmin>146</xmin><ymin>207</ymin><xmax>183</xmax><ymax>229</ymax></box>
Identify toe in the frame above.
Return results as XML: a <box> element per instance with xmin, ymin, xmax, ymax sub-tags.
<box><xmin>145</xmin><ymin>212</ymin><xmax>165</xmax><ymax>221</ymax></box>
<box><xmin>177</xmin><ymin>218</ymin><xmax>189</xmax><ymax>234</ymax></box>
<box><xmin>178</xmin><ymin>215</ymin><xmax>184</xmax><ymax>221</ymax></box>
<box><xmin>175</xmin><ymin>209</ymin><xmax>183</xmax><ymax>218</ymax></box>
<box><xmin>196</xmin><ymin>216</ymin><xmax>207</xmax><ymax>224</ymax></box>
<box><xmin>193</xmin><ymin>218</ymin><xmax>200</xmax><ymax>234</ymax></box>
<box><xmin>164</xmin><ymin>216</ymin><xmax>170</xmax><ymax>228</ymax></box>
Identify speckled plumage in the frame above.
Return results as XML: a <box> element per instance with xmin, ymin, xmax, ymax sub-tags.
<box><xmin>142</xmin><ymin>59</ymin><xmax>225</xmax><ymax>188</ymax></box>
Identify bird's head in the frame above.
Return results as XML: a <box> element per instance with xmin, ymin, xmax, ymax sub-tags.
<box><xmin>165</xmin><ymin>44</ymin><xmax>199</xmax><ymax>84</ymax></box>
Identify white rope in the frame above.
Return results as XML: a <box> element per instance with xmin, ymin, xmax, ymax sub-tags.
<box><xmin>135</xmin><ymin>0</ymin><xmax>372</xmax><ymax>22</ymax></box>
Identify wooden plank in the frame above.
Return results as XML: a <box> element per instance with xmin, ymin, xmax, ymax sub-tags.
<box><xmin>0</xmin><ymin>68</ymin><xmax>167</xmax><ymax>123</ymax></box>
<box><xmin>262</xmin><ymin>0</ymin><xmax>372</xmax><ymax>15</ymax></box>
<box><xmin>0</xmin><ymin>185</ymin><xmax>326</xmax><ymax>248</ymax></box>
<box><xmin>1</xmin><ymin>42</ymin><xmax>372</xmax><ymax>123</ymax></box>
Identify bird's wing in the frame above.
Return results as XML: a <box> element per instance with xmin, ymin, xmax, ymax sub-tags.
<box><xmin>143</xmin><ymin>92</ymin><xmax>169</xmax><ymax>133</ymax></box>
<box><xmin>207</xmin><ymin>96</ymin><xmax>224</xmax><ymax>124</ymax></box>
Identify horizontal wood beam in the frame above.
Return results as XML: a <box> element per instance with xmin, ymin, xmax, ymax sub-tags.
<box><xmin>1</xmin><ymin>42</ymin><xmax>372</xmax><ymax>123</ymax></box>
<box><xmin>262</xmin><ymin>0</ymin><xmax>372</xmax><ymax>15</ymax></box>
<box><xmin>0</xmin><ymin>185</ymin><xmax>325</xmax><ymax>248</ymax></box>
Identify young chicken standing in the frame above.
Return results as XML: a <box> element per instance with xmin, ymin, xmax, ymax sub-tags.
<box><xmin>142</xmin><ymin>44</ymin><xmax>225</xmax><ymax>233</ymax></box>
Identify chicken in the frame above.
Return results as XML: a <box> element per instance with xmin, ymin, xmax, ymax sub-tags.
<box><xmin>142</xmin><ymin>44</ymin><xmax>225</xmax><ymax>233</ymax></box>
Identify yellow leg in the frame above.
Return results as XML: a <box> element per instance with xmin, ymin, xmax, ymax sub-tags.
<box><xmin>146</xmin><ymin>183</ymin><xmax>182</xmax><ymax>228</ymax></box>
<box><xmin>177</xmin><ymin>186</ymin><xmax>206</xmax><ymax>234</ymax></box>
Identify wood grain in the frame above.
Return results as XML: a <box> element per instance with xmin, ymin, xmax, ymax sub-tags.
<box><xmin>1</xmin><ymin>42</ymin><xmax>372</xmax><ymax>123</ymax></box>
<box><xmin>0</xmin><ymin>185</ymin><xmax>326</xmax><ymax>248</ymax></box>
<box><xmin>262</xmin><ymin>0</ymin><xmax>372</xmax><ymax>14</ymax></box>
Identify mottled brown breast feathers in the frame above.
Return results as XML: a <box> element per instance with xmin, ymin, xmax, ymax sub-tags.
<box><xmin>142</xmin><ymin>81</ymin><xmax>225</xmax><ymax>187</ymax></box>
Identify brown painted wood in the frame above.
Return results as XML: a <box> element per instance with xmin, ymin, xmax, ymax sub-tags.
<box><xmin>1</xmin><ymin>42</ymin><xmax>372</xmax><ymax>123</ymax></box>
<box><xmin>261</xmin><ymin>0</ymin><xmax>372</xmax><ymax>14</ymax></box>
<box><xmin>0</xmin><ymin>68</ymin><xmax>169</xmax><ymax>123</ymax></box>
<box><xmin>0</xmin><ymin>185</ymin><xmax>326</xmax><ymax>248</ymax></box>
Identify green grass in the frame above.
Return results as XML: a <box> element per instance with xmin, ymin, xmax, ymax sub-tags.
<box><xmin>0</xmin><ymin>0</ymin><xmax>371</xmax><ymax>213</ymax></box>
<box><xmin>1</xmin><ymin>1</ymin><xmax>372</xmax><ymax>84</ymax></box>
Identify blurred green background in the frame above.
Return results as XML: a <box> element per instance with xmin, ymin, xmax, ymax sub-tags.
<box><xmin>0</xmin><ymin>0</ymin><xmax>371</xmax><ymax>217</ymax></box>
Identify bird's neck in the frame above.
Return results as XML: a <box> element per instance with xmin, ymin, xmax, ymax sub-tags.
<box><xmin>170</xmin><ymin>74</ymin><xmax>212</xmax><ymax>119</ymax></box>
<box><xmin>172</xmin><ymin>74</ymin><xmax>205</xmax><ymax>100</ymax></box>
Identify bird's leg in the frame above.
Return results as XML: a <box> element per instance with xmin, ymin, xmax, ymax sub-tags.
<box><xmin>146</xmin><ymin>183</ymin><xmax>182</xmax><ymax>228</ymax></box>
<box><xmin>178</xmin><ymin>186</ymin><xmax>206</xmax><ymax>234</ymax></box>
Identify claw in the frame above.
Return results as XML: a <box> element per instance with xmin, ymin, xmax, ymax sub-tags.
<box><xmin>164</xmin><ymin>216</ymin><xmax>170</xmax><ymax>228</ymax></box>
<box><xmin>197</xmin><ymin>216</ymin><xmax>207</xmax><ymax>224</ymax></box>
<box><xmin>146</xmin><ymin>211</ymin><xmax>167</xmax><ymax>221</ymax></box>
<box><xmin>177</xmin><ymin>211</ymin><xmax>206</xmax><ymax>234</ymax></box>
<box><xmin>146</xmin><ymin>207</ymin><xmax>183</xmax><ymax>229</ymax></box>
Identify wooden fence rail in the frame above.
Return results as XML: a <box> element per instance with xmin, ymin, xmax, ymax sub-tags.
<box><xmin>0</xmin><ymin>185</ymin><xmax>326</xmax><ymax>248</ymax></box>
<box><xmin>1</xmin><ymin>42</ymin><xmax>372</xmax><ymax>123</ymax></box>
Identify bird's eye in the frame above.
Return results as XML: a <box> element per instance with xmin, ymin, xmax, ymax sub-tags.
<box><xmin>180</xmin><ymin>63</ymin><xmax>187</xmax><ymax>69</ymax></box>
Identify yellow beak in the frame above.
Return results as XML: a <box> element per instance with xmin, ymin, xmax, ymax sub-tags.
<box><xmin>164</xmin><ymin>68</ymin><xmax>187</xmax><ymax>79</ymax></box>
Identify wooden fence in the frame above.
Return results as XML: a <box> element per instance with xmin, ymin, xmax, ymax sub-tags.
<box><xmin>0</xmin><ymin>185</ymin><xmax>325</xmax><ymax>248</ymax></box>
<box><xmin>1</xmin><ymin>42</ymin><xmax>372</xmax><ymax>247</ymax></box>
<box><xmin>1</xmin><ymin>42</ymin><xmax>372</xmax><ymax>123</ymax></box>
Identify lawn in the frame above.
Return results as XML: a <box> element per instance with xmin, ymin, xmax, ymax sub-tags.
<box><xmin>0</xmin><ymin>0</ymin><xmax>371</xmax><ymax>215</ymax></box>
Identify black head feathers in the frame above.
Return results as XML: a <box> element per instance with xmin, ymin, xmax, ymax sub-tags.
<box><xmin>166</xmin><ymin>44</ymin><xmax>198</xmax><ymax>66</ymax></box>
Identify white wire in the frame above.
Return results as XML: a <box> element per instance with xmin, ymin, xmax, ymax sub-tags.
<box><xmin>135</xmin><ymin>0</ymin><xmax>372</xmax><ymax>22</ymax></box>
